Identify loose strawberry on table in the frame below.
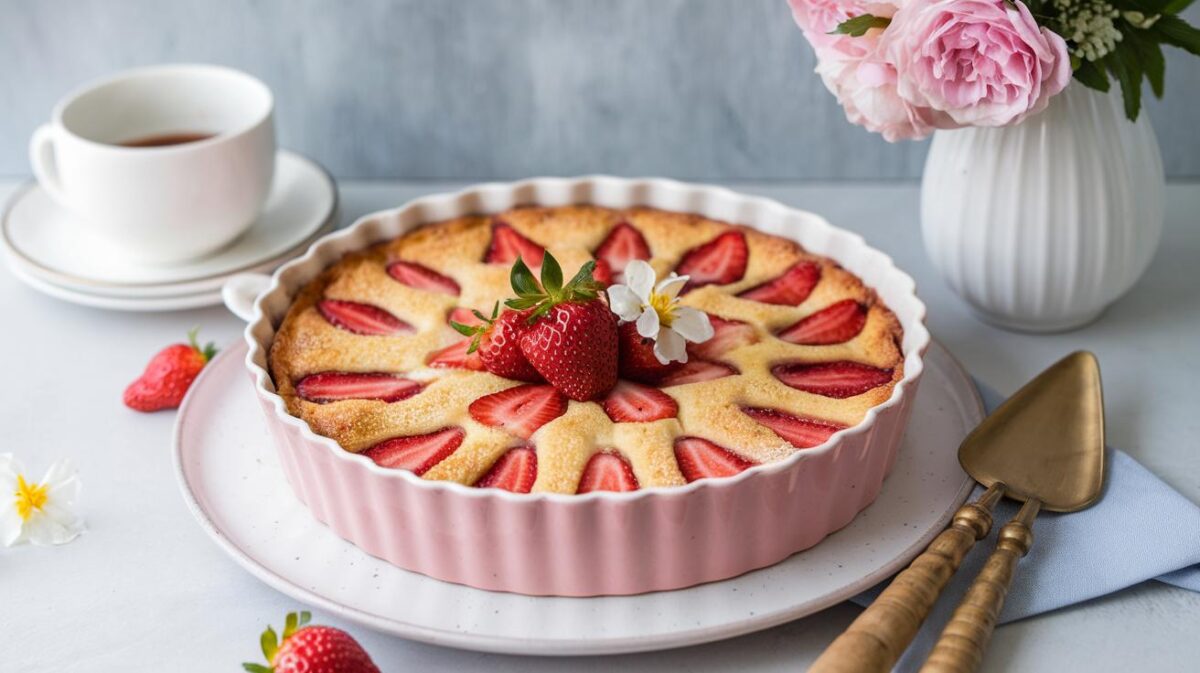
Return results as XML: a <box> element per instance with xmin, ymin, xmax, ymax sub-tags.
<box><xmin>123</xmin><ymin>328</ymin><xmax>217</xmax><ymax>412</ymax></box>
<box><xmin>507</xmin><ymin>252</ymin><xmax>619</xmax><ymax>401</ymax></box>
<box><xmin>243</xmin><ymin>611</ymin><xmax>379</xmax><ymax>673</ymax></box>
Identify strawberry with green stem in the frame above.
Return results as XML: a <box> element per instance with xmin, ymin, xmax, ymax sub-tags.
<box><xmin>244</xmin><ymin>611</ymin><xmax>380</xmax><ymax>673</ymax></box>
<box><xmin>508</xmin><ymin>252</ymin><xmax>619</xmax><ymax>401</ymax></box>
<box><xmin>451</xmin><ymin>302</ymin><xmax>543</xmax><ymax>382</ymax></box>
<box><xmin>123</xmin><ymin>328</ymin><xmax>218</xmax><ymax>412</ymax></box>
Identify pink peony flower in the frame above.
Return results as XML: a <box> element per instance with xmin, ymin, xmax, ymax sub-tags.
<box><xmin>883</xmin><ymin>0</ymin><xmax>1072</xmax><ymax>127</ymax></box>
<box><xmin>788</xmin><ymin>1</ymin><xmax>944</xmax><ymax>141</ymax></box>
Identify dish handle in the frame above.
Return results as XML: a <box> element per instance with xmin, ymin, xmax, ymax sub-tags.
<box><xmin>222</xmin><ymin>273</ymin><xmax>271</xmax><ymax>322</ymax></box>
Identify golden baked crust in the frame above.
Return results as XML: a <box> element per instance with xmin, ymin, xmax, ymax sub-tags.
<box><xmin>269</xmin><ymin>206</ymin><xmax>904</xmax><ymax>493</ymax></box>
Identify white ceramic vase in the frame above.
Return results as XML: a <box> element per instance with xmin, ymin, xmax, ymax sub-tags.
<box><xmin>920</xmin><ymin>84</ymin><xmax>1164</xmax><ymax>332</ymax></box>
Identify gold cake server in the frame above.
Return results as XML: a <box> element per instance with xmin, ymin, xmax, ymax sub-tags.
<box><xmin>811</xmin><ymin>351</ymin><xmax>1106</xmax><ymax>673</ymax></box>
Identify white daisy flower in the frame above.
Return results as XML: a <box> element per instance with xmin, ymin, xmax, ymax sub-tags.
<box><xmin>606</xmin><ymin>260</ymin><xmax>714</xmax><ymax>365</ymax></box>
<box><xmin>0</xmin><ymin>454</ymin><xmax>84</xmax><ymax>547</ymax></box>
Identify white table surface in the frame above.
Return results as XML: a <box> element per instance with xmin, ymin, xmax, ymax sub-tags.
<box><xmin>2</xmin><ymin>179</ymin><xmax>1197</xmax><ymax>672</ymax></box>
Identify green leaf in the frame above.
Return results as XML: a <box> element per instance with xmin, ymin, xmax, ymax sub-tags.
<box><xmin>242</xmin><ymin>664</ymin><xmax>272</xmax><ymax>673</ymax></box>
<box><xmin>1124</xmin><ymin>27</ymin><xmax>1166</xmax><ymax>97</ymax></box>
<box><xmin>1073</xmin><ymin>59</ymin><xmax>1111</xmax><ymax>92</ymax></box>
<box><xmin>1153</xmin><ymin>13</ymin><xmax>1200</xmax><ymax>55</ymax></box>
<box><xmin>828</xmin><ymin>14</ymin><xmax>890</xmax><ymax>37</ymax></box>
<box><xmin>284</xmin><ymin>612</ymin><xmax>298</xmax><ymax>639</ymax></box>
<box><xmin>565</xmin><ymin>260</ymin><xmax>597</xmax><ymax>291</ymax></box>
<box><xmin>509</xmin><ymin>258</ymin><xmax>542</xmax><ymax>297</ymax></box>
<box><xmin>505</xmin><ymin>296</ymin><xmax>541</xmax><ymax>310</ymax></box>
<box><xmin>1103</xmin><ymin>48</ymin><xmax>1143</xmax><ymax>121</ymax></box>
<box><xmin>260</xmin><ymin>626</ymin><xmax>279</xmax><ymax>662</ymax></box>
<box><xmin>1164</xmin><ymin>0</ymin><xmax>1194</xmax><ymax>12</ymax></box>
<box><xmin>298</xmin><ymin>611</ymin><xmax>311</xmax><ymax>626</ymax></box>
<box><xmin>539</xmin><ymin>251</ymin><xmax>563</xmax><ymax>295</ymax></box>
<box><xmin>450</xmin><ymin>321</ymin><xmax>478</xmax><ymax>337</ymax></box>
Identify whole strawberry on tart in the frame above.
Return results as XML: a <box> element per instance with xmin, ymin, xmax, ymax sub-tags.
<box><xmin>269</xmin><ymin>206</ymin><xmax>904</xmax><ymax>494</ymax></box>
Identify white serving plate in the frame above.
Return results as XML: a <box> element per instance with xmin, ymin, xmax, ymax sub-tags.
<box><xmin>174</xmin><ymin>339</ymin><xmax>980</xmax><ymax>655</ymax></box>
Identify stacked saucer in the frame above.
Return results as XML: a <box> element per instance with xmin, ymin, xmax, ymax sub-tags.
<box><xmin>1</xmin><ymin>151</ymin><xmax>336</xmax><ymax>311</ymax></box>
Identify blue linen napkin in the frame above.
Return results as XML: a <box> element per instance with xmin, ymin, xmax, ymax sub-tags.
<box><xmin>852</xmin><ymin>382</ymin><xmax>1200</xmax><ymax>671</ymax></box>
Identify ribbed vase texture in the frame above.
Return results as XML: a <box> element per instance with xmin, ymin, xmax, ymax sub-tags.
<box><xmin>921</xmin><ymin>84</ymin><xmax>1164</xmax><ymax>332</ymax></box>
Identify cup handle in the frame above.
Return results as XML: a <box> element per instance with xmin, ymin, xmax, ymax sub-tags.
<box><xmin>222</xmin><ymin>273</ymin><xmax>272</xmax><ymax>322</ymax></box>
<box><xmin>29</xmin><ymin>124</ymin><xmax>69</xmax><ymax>205</ymax></box>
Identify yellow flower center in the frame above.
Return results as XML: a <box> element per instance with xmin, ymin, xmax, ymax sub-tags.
<box><xmin>647</xmin><ymin>291</ymin><xmax>676</xmax><ymax>327</ymax></box>
<box><xmin>15</xmin><ymin>474</ymin><xmax>48</xmax><ymax>522</ymax></box>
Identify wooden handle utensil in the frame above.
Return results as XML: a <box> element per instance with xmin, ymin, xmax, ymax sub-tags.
<box><xmin>918</xmin><ymin>498</ymin><xmax>1040</xmax><ymax>673</ymax></box>
<box><xmin>808</xmin><ymin>484</ymin><xmax>1004</xmax><ymax>673</ymax></box>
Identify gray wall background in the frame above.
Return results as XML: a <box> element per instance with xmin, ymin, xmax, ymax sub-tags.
<box><xmin>3</xmin><ymin>0</ymin><xmax>1198</xmax><ymax>180</ymax></box>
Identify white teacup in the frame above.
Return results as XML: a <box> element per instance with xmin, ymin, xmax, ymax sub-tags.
<box><xmin>29</xmin><ymin>64</ymin><xmax>275</xmax><ymax>264</ymax></box>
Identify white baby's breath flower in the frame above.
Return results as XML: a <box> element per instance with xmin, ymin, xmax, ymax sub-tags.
<box><xmin>607</xmin><ymin>260</ymin><xmax>714</xmax><ymax>365</ymax></box>
<box><xmin>0</xmin><ymin>454</ymin><xmax>83</xmax><ymax>547</ymax></box>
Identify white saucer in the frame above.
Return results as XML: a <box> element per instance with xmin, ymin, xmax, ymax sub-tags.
<box><xmin>174</xmin><ymin>340</ymin><xmax>981</xmax><ymax>656</ymax></box>
<box><xmin>1</xmin><ymin>150</ymin><xmax>337</xmax><ymax>304</ymax></box>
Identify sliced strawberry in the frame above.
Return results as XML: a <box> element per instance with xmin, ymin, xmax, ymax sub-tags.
<box><xmin>427</xmin><ymin>339</ymin><xmax>485</xmax><ymax>370</ymax></box>
<box><xmin>362</xmin><ymin>427</ymin><xmax>464</xmax><ymax>475</ymax></box>
<box><xmin>659</xmin><ymin>360</ymin><xmax>738</xmax><ymax>386</ymax></box>
<box><xmin>592</xmin><ymin>258</ymin><xmax>615</xmax><ymax>286</ymax></box>
<box><xmin>602</xmin><ymin>380</ymin><xmax>678</xmax><ymax>422</ymax></box>
<box><xmin>468</xmin><ymin>384</ymin><xmax>567</xmax><ymax>439</ymax></box>
<box><xmin>295</xmin><ymin>372</ymin><xmax>422</xmax><ymax>403</ymax></box>
<box><xmin>475</xmin><ymin>446</ymin><xmax>537</xmax><ymax>493</ymax></box>
<box><xmin>318</xmin><ymin>299</ymin><xmax>413</xmax><ymax>336</ymax></box>
<box><xmin>741</xmin><ymin>407</ymin><xmax>845</xmax><ymax>449</ymax></box>
<box><xmin>484</xmin><ymin>219</ymin><xmax>544</xmax><ymax>267</ymax></box>
<box><xmin>778</xmin><ymin>299</ymin><xmax>867</xmax><ymax>345</ymax></box>
<box><xmin>773</xmin><ymin>361</ymin><xmax>893</xmax><ymax>398</ymax></box>
<box><xmin>688</xmin><ymin>315</ymin><xmax>757</xmax><ymax>360</ymax></box>
<box><xmin>617</xmin><ymin>321</ymin><xmax>682</xmax><ymax>384</ymax></box>
<box><xmin>447</xmin><ymin>307</ymin><xmax>485</xmax><ymax>328</ymax></box>
<box><xmin>594</xmin><ymin>221</ymin><xmax>651</xmax><ymax>280</ymax></box>
<box><xmin>674</xmin><ymin>437</ymin><xmax>757</xmax><ymax>482</ymax></box>
<box><xmin>386</xmin><ymin>260</ymin><xmax>460</xmax><ymax>296</ymax></box>
<box><xmin>737</xmin><ymin>261</ymin><xmax>820</xmax><ymax>306</ymax></box>
<box><xmin>675</xmin><ymin>230</ymin><xmax>749</xmax><ymax>292</ymax></box>
<box><xmin>576</xmin><ymin>452</ymin><xmax>639</xmax><ymax>493</ymax></box>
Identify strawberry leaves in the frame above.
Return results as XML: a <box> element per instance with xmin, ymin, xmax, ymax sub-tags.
<box><xmin>245</xmin><ymin>611</ymin><xmax>312</xmax><ymax>672</ymax></box>
<box><xmin>450</xmin><ymin>302</ymin><xmax>500</xmax><ymax>354</ymax></box>
<box><xmin>505</xmin><ymin>251</ymin><xmax>603</xmax><ymax>320</ymax></box>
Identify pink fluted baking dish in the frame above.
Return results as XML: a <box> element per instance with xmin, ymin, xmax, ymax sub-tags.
<box><xmin>222</xmin><ymin>176</ymin><xmax>930</xmax><ymax>597</ymax></box>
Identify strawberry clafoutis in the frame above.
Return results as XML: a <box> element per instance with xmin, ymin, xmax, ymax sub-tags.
<box><xmin>269</xmin><ymin>206</ymin><xmax>904</xmax><ymax>494</ymax></box>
